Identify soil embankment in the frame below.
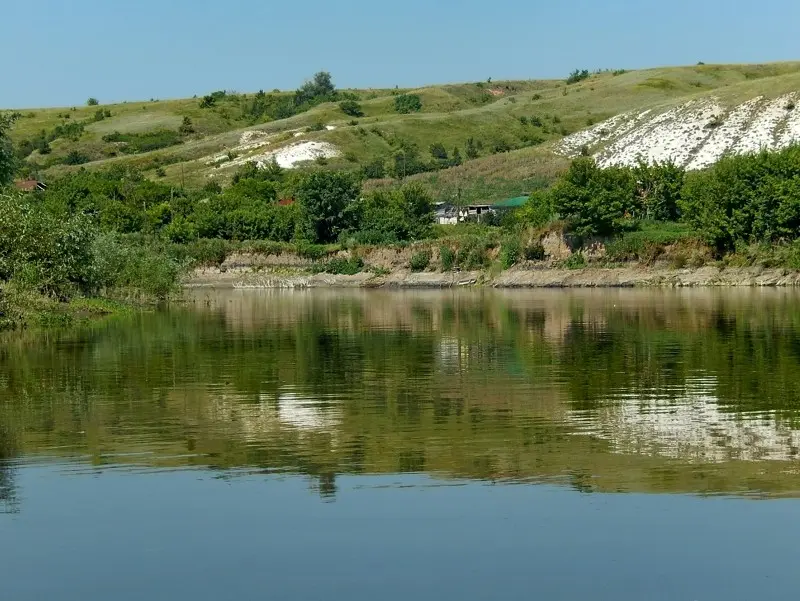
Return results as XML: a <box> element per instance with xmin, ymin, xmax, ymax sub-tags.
<box><xmin>184</xmin><ymin>251</ymin><xmax>800</xmax><ymax>288</ymax></box>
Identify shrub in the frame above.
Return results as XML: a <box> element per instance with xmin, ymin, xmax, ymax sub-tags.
<box><xmin>440</xmin><ymin>245</ymin><xmax>455</xmax><ymax>271</ymax></box>
<box><xmin>566</xmin><ymin>69</ymin><xmax>590</xmax><ymax>85</ymax></box>
<box><xmin>61</xmin><ymin>150</ymin><xmax>91</xmax><ymax>165</ymax></box>
<box><xmin>394</xmin><ymin>94</ymin><xmax>422</xmax><ymax>114</ymax></box>
<box><xmin>550</xmin><ymin>157</ymin><xmax>637</xmax><ymax>238</ymax></box>
<box><xmin>339</xmin><ymin>100</ymin><xmax>364</xmax><ymax>117</ymax></box>
<box><xmin>680</xmin><ymin>146</ymin><xmax>800</xmax><ymax>251</ymax></box>
<box><xmin>315</xmin><ymin>256</ymin><xmax>364</xmax><ymax>275</ymax></box>
<box><xmin>524</xmin><ymin>243</ymin><xmax>545</xmax><ymax>261</ymax></box>
<box><xmin>103</xmin><ymin>130</ymin><xmax>183</xmax><ymax>153</ymax></box>
<box><xmin>87</xmin><ymin>98</ymin><xmax>99</xmax><ymax>106</ymax></box>
<box><xmin>178</xmin><ymin>116</ymin><xmax>195</xmax><ymax>135</ymax></box>
<box><xmin>295</xmin><ymin>242</ymin><xmax>330</xmax><ymax>261</ymax></box>
<box><xmin>456</xmin><ymin>236</ymin><xmax>490</xmax><ymax>270</ymax></box>
<box><xmin>362</xmin><ymin>158</ymin><xmax>386</xmax><ymax>179</ymax></box>
<box><xmin>563</xmin><ymin>253</ymin><xmax>587</xmax><ymax>269</ymax></box>
<box><xmin>410</xmin><ymin>250</ymin><xmax>431</xmax><ymax>271</ymax></box>
<box><xmin>91</xmin><ymin>233</ymin><xmax>180</xmax><ymax>300</ymax></box>
<box><xmin>0</xmin><ymin>191</ymin><xmax>95</xmax><ymax>298</ymax></box>
<box><xmin>500</xmin><ymin>237</ymin><xmax>522</xmax><ymax>269</ymax></box>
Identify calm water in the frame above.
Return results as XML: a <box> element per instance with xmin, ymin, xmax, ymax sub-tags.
<box><xmin>3</xmin><ymin>289</ymin><xmax>800</xmax><ymax>600</ymax></box>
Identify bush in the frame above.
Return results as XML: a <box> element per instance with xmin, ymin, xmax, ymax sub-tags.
<box><xmin>566</xmin><ymin>69</ymin><xmax>590</xmax><ymax>85</ymax></box>
<box><xmin>394</xmin><ymin>94</ymin><xmax>422</xmax><ymax>114</ymax></box>
<box><xmin>103</xmin><ymin>130</ymin><xmax>184</xmax><ymax>153</ymax></box>
<box><xmin>410</xmin><ymin>250</ymin><xmax>431</xmax><ymax>271</ymax></box>
<box><xmin>500</xmin><ymin>237</ymin><xmax>522</xmax><ymax>269</ymax></box>
<box><xmin>680</xmin><ymin>146</ymin><xmax>800</xmax><ymax>251</ymax></box>
<box><xmin>440</xmin><ymin>245</ymin><xmax>455</xmax><ymax>271</ymax></box>
<box><xmin>563</xmin><ymin>253</ymin><xmax>587</xmax><ymax>269</ymax></box>
<box><xmin>362</xmin><ymin>158</ymin><xmax>386</xmax><ymax>179</ymax></box>
<box><xmin>61</xmin><ymin>150</ymin><xmax>91</xmax><ymax>165</ymax></box>
<box><xmin>524</xmin><ymin>243</ymin><xmax>545</xmax><ymax>261</ymax></box>
<box><xmin>91</xmin><ymin>233</ymin><xmax>180</xmax><ymax>300</ymax></box>
<box><xmin>0</xmin><ymin>192</ymin><xmax>95</xmax><ymax>298</ymax></box>
<box><xmin>314</xmin><ymin>256</ymin><xmax>364</xmax><ymax>275</ymax></box>
<box><xmin>352</xmin><ymin>183</ymin><xmax>434</xmax><ymax>243</ymax></box>
<box><xmin>455</xmin><ymin>236</ymin><xmax>490</xmax><ymax>270</ymax></box>
<box><xmin>339</xmin><ymin>100</ymin><xmax>364</xmax><ymax>117</ymax></box>
<box><xmin>550</xmin><ymin>157</ymin><xmax>637</xmax><ymax>238</ymax></box>
<box><xmin>519</xmin><ymin>190</ymin><xmax>554</xmax><ymax>228</ymax></box>
<box><xmin>87</xmin><ymin>98</ymin><xmax>99</xmax><ymax>106</ymax></box>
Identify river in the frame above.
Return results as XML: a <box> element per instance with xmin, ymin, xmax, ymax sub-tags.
<box><xmin>2</xmin><ymin>289</ymin><xmax>800</xmax><ymax>600</ymax></box>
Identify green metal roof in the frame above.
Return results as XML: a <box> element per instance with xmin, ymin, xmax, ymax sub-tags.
<box><xmin>493</xmin><ymin>196</ymin><xmax>529</xmax><ymax>208</ymax></box>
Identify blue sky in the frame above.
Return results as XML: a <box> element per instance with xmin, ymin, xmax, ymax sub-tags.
<box><xmin>3</xmin><ymin>0</ymin><xmax>799</xmax><ymax>107</ymax></box>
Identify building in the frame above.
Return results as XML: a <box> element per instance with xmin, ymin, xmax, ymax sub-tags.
<box><xmin>434</xmin><ymin>202</ymin><xmax>459</xmax><ymax>225</ymax></box>
<box><xmin>435</xmin><ymin>202</ymin><xmax>496</xmax><ymax>224</ymax></box>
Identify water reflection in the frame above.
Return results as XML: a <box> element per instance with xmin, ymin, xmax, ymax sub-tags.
<box><xmin>4</xmin><ymin>288</ymin><xmax>800</xmax><ymax>502</ymax></box>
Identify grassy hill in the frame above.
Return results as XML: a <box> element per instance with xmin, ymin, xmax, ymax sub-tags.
<box><xmin>7</xmin><ymin>61</ymin><xmax>800</xmax><ymax>204</ymax></box>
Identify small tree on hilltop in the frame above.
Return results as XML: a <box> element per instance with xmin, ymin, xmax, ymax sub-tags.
<box><xmin>87</xmin><ymin>97</ymin><xmax>99</xmax><ymax>106</ymax></box>
<box><xmin>566</xmin><ymin>69</ymin><xmax>589</xmax><ymax>85</ymax></box>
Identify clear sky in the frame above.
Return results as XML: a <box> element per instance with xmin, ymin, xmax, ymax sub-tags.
<box><xmin>3</xmin><ymin>0</ymin><xmax>799</xmax><ymax>108</ymax></box>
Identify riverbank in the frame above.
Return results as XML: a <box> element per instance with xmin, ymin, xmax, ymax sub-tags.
<box><xmin>185</xmin><ymin>264</ymin><xmax>800</xmax><ymax>288</ymax></box>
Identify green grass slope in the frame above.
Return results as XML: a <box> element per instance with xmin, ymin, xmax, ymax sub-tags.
<box><xmin>7</xmin><ymin>62</ymin><xmax>800</xmax><ymax>203</ymax></box>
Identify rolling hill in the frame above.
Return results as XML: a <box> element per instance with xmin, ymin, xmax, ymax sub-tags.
<box><xmin>7</xmin><ymin>61</ymin><xmax>800</xmax><ymax>204</ymax></box>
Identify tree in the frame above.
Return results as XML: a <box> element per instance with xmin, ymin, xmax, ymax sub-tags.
<box><xmin>451</xmin><ymin>147</ymin><xmax>463</xmax><ymax>167</ymax></box>
<box><xmin>339</xmin><ymin>100</ymin><xmax>363</xmax><ymax>117</ymax></box>
<box><xmin>294</xmin><ymin>171</ymin><xmax>361</xmax><ymax>243</ymax></box>
<box><xmin>86</xmin><ymin>98</ymin><xmax>99</xmax><ymax>106</ymax></box>
<box><xmin>0</xmin><ymin>113</ymin><xmax>16</xmax><ymax>185</ymax></box>
<box><xmin>465</xmin><ymin>137</ymin><xmax>479</xmax><ymax>159</ymax></box>
<box><xmin>295</xmin><ymin>71</ymin><xmax>337</xmax><ymax>106</ymax></box>
<box><xmin>566</xmin><ymin>69</ymin><xmax>590</xmax><ymax>85</ymax></box>
<box><xmin>550</xmin><ymin>157</ymin><xmax>637</xmax><ymax>237</ymax></box>
<box><xmin>394</xmin><ymin>94</ymin><xmax>422</xmax><ymax>114</ymax></box>
<box><xmin>429</xmin><ymin>142</ymin><xmax>448</xmax><ymax>161</ymax></box>
<box><xmin>178</xmin><ymin>116</ymin><xmax>195</xmax><ymax>135</ymax></box>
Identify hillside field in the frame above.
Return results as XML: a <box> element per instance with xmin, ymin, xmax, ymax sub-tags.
<box><xmin>7</xmin><ymin>62</ymin><xmax>800</xmax><ymax>204</ymax></box>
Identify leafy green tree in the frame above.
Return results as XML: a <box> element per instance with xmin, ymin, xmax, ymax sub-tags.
<box><xmin>550</xmin><ymin>157</ymin><xmax>637</xmax><ymax>237</ymax></box>
<box><xmin>394</xmin><ymin>94</ymin><xmax>422</xmax><ymax>114</ymax></box>
<box><xmin>680</xmin><ymin>146</ymin><xmax>800</xmax><ymax>250</ymax></box>
<box><xmin>294</xmin><ymin>171</ymin><xmax>361</xmax><ymax>243</ymax></box>
<box><xmin>0</xmin><ymin>113</ymin><xmax>16</xmax><ymax>186</ymax></box>
<box><xmin>633</xmin><ymin>160</ymin><xmax>684</xmax><ymax>221</ymax></box>
<box><xmin>451</xmin><ymin>147</ymin><xmax>463</xmax><ymax>167</ymax></box>
<box><xmin>86</xmin><ymin>98</ymin><xmax>99</xmax><ymax>106</ymax></box>
<box><xmin>295</xmin><ymin>71</ymin><xmax>337</xmax><ymax>106</ymax></box>
<box><xmin>339</xmin><ymin>100</ymin><xmax>363</xmax><ymax>117</ymax></box>
<box><xmin>352</xmin><ymin>183</ymin><xmax>434</xmax><ymax>243</ymax></box>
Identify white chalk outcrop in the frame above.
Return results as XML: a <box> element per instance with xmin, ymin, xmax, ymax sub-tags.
<box><xmin>557</xmin><ymin>93</ymin><xmax>800</xmax><ymax>170</ymax></box>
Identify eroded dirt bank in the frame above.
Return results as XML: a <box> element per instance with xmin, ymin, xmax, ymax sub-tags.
<box><xmin>185</xmin><ymin>264</ymin><xmax>800</xmax><ymax>289</ymax></box>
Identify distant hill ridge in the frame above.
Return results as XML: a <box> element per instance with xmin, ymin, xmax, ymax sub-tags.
<box><xmin>6</xmin><ymin>61</ymin><xmax>800</xmax><ymax>202</ymax></box>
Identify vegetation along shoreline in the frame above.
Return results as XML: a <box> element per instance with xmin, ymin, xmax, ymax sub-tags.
<box><xmin>7</xmin><ymin>64</ymin><xmax>800</xmax><ymax>329</ymax></box>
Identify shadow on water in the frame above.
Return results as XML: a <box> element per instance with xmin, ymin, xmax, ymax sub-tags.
<box><xmin>5</xmin><ymin>288</ymin><xmax>800</xmax><ymax>505</ymax></box>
